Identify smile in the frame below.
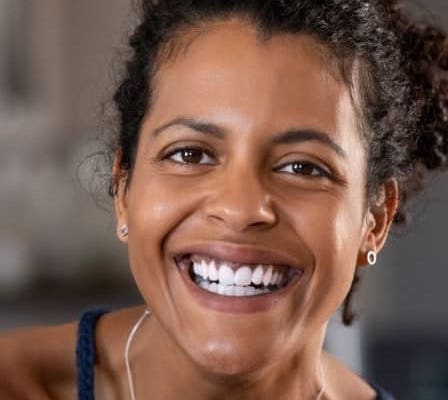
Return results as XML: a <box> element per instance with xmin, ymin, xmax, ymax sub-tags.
<box><xmin>176</xmin><ymin>253</ymin><xmax>297</xmax><ymax>297</ymax></box>
<box><xmin>173</xmin><ymin>242</ymin><xmax>304</xmax><ymax>313</ymax></box>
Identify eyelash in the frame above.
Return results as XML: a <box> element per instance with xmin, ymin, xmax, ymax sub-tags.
<box><xmin>274</xmin><ymin>161</ymin><xmax>330</xmax><ymax>178</ymax></box>
<box><xmin>163</xmin><ymin>147</ymin><xmax>216</xmax><ymax>165</ymax></box>
<box><xmin>162</xmin><ymin>146</ymin><xmax>331</xmax><ymax>178</ymax></box>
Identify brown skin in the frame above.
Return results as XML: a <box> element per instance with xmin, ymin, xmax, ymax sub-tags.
<box><xmin>0</xmin><ymin>20</ymin><xmax>398</xmax><ymax>399</ymax></box>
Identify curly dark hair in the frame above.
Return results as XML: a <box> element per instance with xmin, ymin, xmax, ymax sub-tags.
<box><xmin>111</xmin><ymin>0</ymin><xmax>448</xmax><ymax>325</ymax></box>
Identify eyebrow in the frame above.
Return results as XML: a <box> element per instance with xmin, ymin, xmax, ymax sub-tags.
<box><xmin>151</xmin><ymin>117</ymin><xmax>347</xmax><ymax>159</ymax></box>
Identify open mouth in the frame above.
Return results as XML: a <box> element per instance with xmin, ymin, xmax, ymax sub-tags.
<box><xmin>175</xmin><ymin>253</ymin><xmax>297</xmax><ymax>297</ymax></box>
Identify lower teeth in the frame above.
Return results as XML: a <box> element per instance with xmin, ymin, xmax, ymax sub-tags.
<box><xmin>193</xmin><ymin>274</ymin><xmax>276</xmax><ymax>297</ymax></box>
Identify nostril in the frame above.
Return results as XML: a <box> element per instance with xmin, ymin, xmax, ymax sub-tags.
<box><xmin>205</xmin><ymin>212</ymin><xmax>276</xmax><ymax>233</ymax></box>
<box><xmin>248</xmin><ymin>220</ymin><xmax>273</xmax><ymax>229</ymax></box>
<box><xmin>203</xmin><ymin>192</ymin><xmax>277</xmax><ymax>232</ymax></box>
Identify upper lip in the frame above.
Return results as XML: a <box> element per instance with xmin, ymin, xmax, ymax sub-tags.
<box><xmin>172</xmin><ymin>241</ymin><xmax>303</xmax><ymax>271</ymax></box>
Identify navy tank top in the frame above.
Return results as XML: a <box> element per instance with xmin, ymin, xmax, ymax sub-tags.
<box><xmin>76</xmin><ymin>310</ymin><xmax>396</xmax><ymax>400</ymax></box>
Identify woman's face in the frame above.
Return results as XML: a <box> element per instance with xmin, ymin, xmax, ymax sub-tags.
<box><xmin>116</xmin><ymin>20</ymin><xmax>377</xmax><ymax>375</ymax></box>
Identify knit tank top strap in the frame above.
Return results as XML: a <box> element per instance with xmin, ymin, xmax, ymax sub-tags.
<box><xmin>76</xmin><ymin>309</ymin><xmax>109</xmax><ymax>400</ymax></box>
<box><xmin>370</xmin><ymin>382</ymin><xmax>396</xmax><ymax>400</ymax></box>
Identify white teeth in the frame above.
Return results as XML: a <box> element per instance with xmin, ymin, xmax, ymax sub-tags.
<box><xmin>234</xmin><ymin>286</ymin><xmax>246</xmax><ymax>296</ymax></box>
<box><xmin>218</xmin><ymin>263</ymin><xmax>234</xmax><ymax>286</ymax></box>
<box><xmin>200</xmin><ymin>260</ymin><xmax>208</xmax><ymax>280</ymax></box>
<box><xmin>193</xmin><ymin>262</ymin><xmax>201</xmax><ymax>276</ymax></box>
<box><xmin>252</xmin><ymin>265</ymin><xmax>264</xmax><ymax>285</ymax></box>
<box><xmin>198</xmin><ymin>281</ymin><xmax>271</xmax><ymax>297</ymax></box>
<box><xmin>276</xmin><ymin>272</ymin><xmax>284</xmax><ymax>285</ymax></box>
<box><xmin>247</xmin><ymin>286</ymin><xmax>256</xmax><ymax>296</ymax></box>
<box><xmin>190</xmin><ymin>256</ymin><xmax>289</xmax><ymax>295</ymax></box>
<box><xmin>217</xmin><ymin>284</ymin><xmax>226</xmax><ymax>295</ymax></box>
<box><xmin>209</xmin><ymin>282</ymin><xmax>218</xmax><ymax>293</ymax></box>
<box><xmin>208</xmin><ymin>260</ymin><xmax>219</xmax><ymax>281</ymax></box>
<box><xmin>234</xmin><ymin>266</ymin><xmax>252</xmax><ymax>286</ymax></box>
<box><xmin>271</xmin><ymin>271</ymin><xmax>278</xmax><ymax>285</ymax></box>
<box><xmin>262</xmin><ymin>265</ymin><xmax>273</xmax><ymax>286</ymax></box>
<box><xmin>224</xmin><ymin>285</ymin><xmax>234</xmax><ymax>296</ymax></box>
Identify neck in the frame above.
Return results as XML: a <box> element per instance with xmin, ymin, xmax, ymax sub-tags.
<box><xmin>128</xmin><ymin>313</ymin><xmax>329</xmax><ymax>400</ymax></box>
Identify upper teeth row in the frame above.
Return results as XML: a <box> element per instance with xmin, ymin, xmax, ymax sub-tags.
<box><xmin>192</xmin><ymin>259</ymin><xmax>286</xmax><ymax>287</ymax></box>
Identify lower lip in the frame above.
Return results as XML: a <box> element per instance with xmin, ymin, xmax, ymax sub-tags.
<box><xmin>175</xmin><ymin>259</ymin><xmax>304</xmax><ymax>314</ymax></box>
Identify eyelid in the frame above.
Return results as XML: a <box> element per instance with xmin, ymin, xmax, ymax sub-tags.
<box><xmin>162</xmin><ymin>145</ymin><xmax>217</xmax><ymax>164</ymax></box>
<box><xmin>274</xmin><ymin>160</ymin><xmax>332</xmax><ymax>178</ymax></box>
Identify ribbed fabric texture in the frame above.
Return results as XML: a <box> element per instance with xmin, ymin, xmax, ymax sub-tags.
<box><xmin>372</xmin><ymin>382</ymin><xmax>397</xmax><ymax>400</ymax></box>
<box><xmin>76</xmin><ymin>309</ymin><xmax>108</xmax><ymax>400</ymax></box>
<box><xmin>76</xmin><ymin>309</ymin><xmax>396</xmax><ymax>400</ymax></box>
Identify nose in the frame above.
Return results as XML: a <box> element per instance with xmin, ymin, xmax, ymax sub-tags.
<box><xmin>203</xmin><ymin>166</ymin><xmax>277</xmax><ymax>232</ymax></box>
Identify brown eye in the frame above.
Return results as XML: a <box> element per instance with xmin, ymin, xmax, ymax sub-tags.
<box><xmin>165</xmin><ymin>147</ymin><xmax>215</xmax><ymax>165</ymax></box>
<box><xmin>292</xmin><ymin>162</ymin><xmax>320</xmax><ymax>176</ymax></box>
<box><xmin>181</xmin><ymin>149</ymin><xmax>202</xmax><ymax>163</ymax></box>
<box><xmin>276</xmin><ymin>161</ymin><xmax>330</xmax><ymax>178</ymax></box>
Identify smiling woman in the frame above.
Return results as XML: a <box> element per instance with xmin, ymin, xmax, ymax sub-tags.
<box><xmin>2</xmin><ymin>1</ymin><xmax>448</xmax><ymax>399</ymax></box>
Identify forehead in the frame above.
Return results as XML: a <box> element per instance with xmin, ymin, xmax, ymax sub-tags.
<box><xmin>146</xmin><ymin>19</ymin><xmax>360</xmax><ymax>150</ymax></box>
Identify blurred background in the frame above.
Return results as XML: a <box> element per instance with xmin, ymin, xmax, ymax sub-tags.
<box><xmin>0</xmin><ymin>0</ymin><xmax>447</xmax><ymax>398</ymax></box>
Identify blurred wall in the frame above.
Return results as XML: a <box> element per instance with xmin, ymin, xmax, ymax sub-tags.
<box><xmin>0</xmin><ymin>1</ymin><xmax>447</xmax><ymax>398</ymax></box>
<box><xmin>0</xmin><ymin>0</ymin><xmax>139</xmax><ymax>327</ymax></box>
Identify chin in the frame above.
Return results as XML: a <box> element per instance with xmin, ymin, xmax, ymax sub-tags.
<box><xmin>186</xmin><ymin>336</ymin><xmax>278</xmax><ymax>379</ymax></box>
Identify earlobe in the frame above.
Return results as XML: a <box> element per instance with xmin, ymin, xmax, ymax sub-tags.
<box><xmin>112</xmin><ymin>152</ymin><xmax>130</xmax><ymax>243</ymax></box>
<box><xmin>357</xmin><ymin>179</ymin><xmax>399</xmax><ymax>266</ymax></box>
<box><xmin>357</xmin><ymin>209</ymin><xmax>377</xmax><ymax>266</ymax></box>
<box><xmin>118</xmin><ymin>224</ymin><xmax>129</xmax><ymax>242</ymax></box>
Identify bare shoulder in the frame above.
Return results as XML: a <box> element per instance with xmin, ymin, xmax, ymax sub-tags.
<box><xmin>323</xmin><ymin>351</ymin><xmax>377</xmax><ymax>400</ymax></box>
<box><xmin>0</xmin><ymin>322</ymin><xmax>78</xmax><ymax>400</ymax></box>
<box><xmin>0</xmin><ymin>307</ymin><xmax>144</xmax><ymax>400</ymax></box>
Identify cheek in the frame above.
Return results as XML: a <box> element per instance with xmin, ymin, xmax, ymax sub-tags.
<box><xmin>319</xmin><ymin>209</ymin><xmax>362</xmax><ymax>287</ymax></box>
<box><xmin>128</xmin><ymin>172</ymin><xmax>197</xmax><ymax>237</ymax></box>
<box><xmin>283</xmin><ymin>188</ymin><xmax>365</xmax><ymax>305</ymax></box>
<box><xmin>124</xmin><ymin>172</ymin><xmax>208</xmax><ymax>319</ymax></box>
<box><xmin>126</xmin><ymin>172</ymin><xmax>204</xmax><ymax>276</ymax></box>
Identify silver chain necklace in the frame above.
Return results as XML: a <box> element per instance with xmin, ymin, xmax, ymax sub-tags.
<box><xmin>124</xmin><ymin>309</ymin><xmax>326</xmax><ymax>400</ymax></box>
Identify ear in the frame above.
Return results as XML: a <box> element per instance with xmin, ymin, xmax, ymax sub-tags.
<box><xmin>357</xmin><ymin>179</ymin><xmax>399</xmax><ymax>266</ymax></box>
<box><xmin>112</xmin><ymin>152</ymin><xmax>130</xmax><ymax>244</ymax></box>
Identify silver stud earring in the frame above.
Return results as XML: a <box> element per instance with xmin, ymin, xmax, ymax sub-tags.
<box><xmin>120</xmin><ymin>224</ymin><xmax>129</xmax><ymax>237</ymax></box>
<box><xmin>367</xmin><ymin>250</ymin><xmax>377</xmax><ymax>266</ymax></box>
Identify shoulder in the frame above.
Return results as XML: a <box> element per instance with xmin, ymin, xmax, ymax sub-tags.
<box><xmin>0</xmin><ymin>322</ymin><xmax>78</xmax><ymax>400</ymax></box>
<box><xmin>0</xmin><ymin>307</ymin><xmax>143</xmax><ymax>400</ymax></box>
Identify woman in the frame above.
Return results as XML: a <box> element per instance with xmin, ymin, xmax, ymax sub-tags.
<box><xmin>1</xmin><ymin>0</ymin><xmax>447</xmax><ymax>399</ymax></box>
